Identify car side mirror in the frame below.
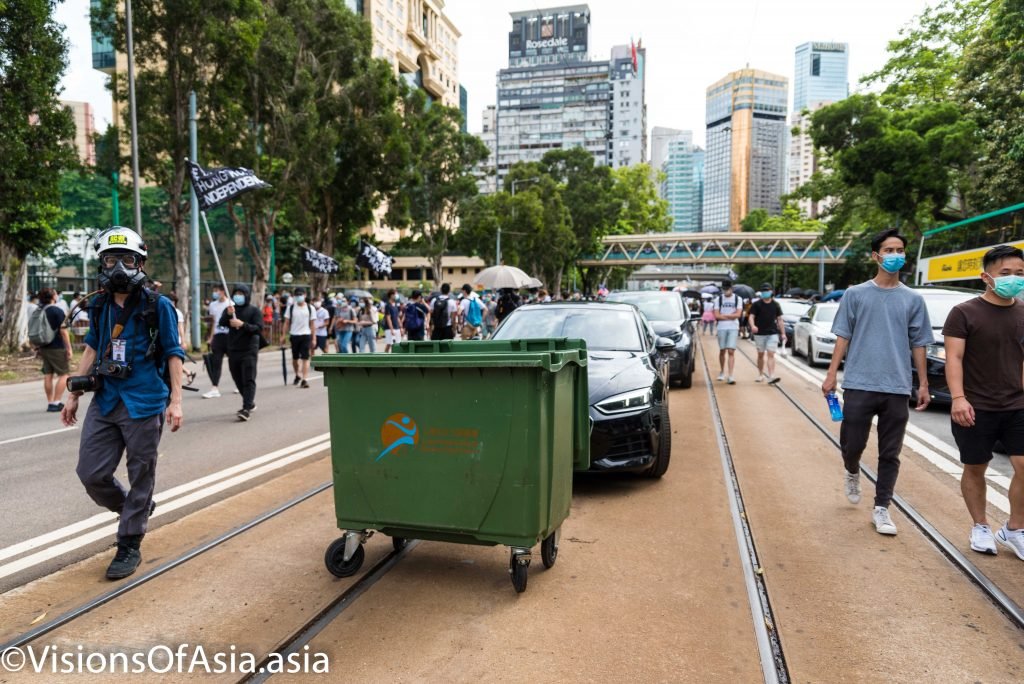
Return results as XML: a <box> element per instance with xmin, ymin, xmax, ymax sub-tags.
<box><xmin>799</xmin><ymin>316</ymin><xmax>811</xmax><ymax>323</ymax></box>
<box><xmin>655</xmin><ymin>337</ymin><xmax>676</xmax><ymax>352</ymax></box>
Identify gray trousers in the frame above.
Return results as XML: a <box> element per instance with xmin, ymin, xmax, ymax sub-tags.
<box><xmin>839</xmin><ymin>389</ymin><xmax>910</xmax><ymax>508</ymax></box>
<box><xmin>76</xmin><ymin>400</ymin><xmax>163</xmax><ymax>538</ymax></box>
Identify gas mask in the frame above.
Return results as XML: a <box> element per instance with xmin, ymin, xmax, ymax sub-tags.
<box><xmin>98</xmin><ymin>256</ymin><xmax>147</xmax><ymax>294</ymax></box>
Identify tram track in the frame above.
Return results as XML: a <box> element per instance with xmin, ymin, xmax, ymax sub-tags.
<box><xmin>698</xmin><ymin>343</ymin><xmax>791</xmax><ymax>684</ymax></box>
<box><xmin>730</xmin><ymin>341</ymin><xmax>1024</xmax><ymax>632</ymax></box>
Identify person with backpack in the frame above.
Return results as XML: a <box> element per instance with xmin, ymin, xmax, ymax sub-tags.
<box><xmin>30</xmin><ymin>288</ymin><xmax>72</xmax><ymax>412</ymax></box>
<box><xmin>60</xmin><ymin>226</ymin><xmax>185</xmax><ymax>580</ymax></box>
<box><xmin>404</xmin><ymin>290</ymin><xmax>429</xmax><ymax>341</ymax></box>
<box><xmin>459</xmin><ymin>284</ymin><xmax>484</xmax><ymax>340</ymax></box>
<box><xmin>281</xmin><ymin>287</ymin><xmax>315</xmax><ymax>387</ymax></box>
<box><xmin>713</xmin><ymin>281</ymin><xmax>743</xmax><ymax>385</ymax></box>
<box><xmin>429</xmin><ymin>283</ymin><xmax>457</xmax><ymax>340</ymax></box>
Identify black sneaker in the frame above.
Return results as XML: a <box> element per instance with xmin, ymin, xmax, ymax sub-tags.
<box><xmin>237</xmin><ymin>409</ymin><xmax>251</xmax><ymax>421</ymax></box>
<box><xmin>46</xmin><ymin>404</ymin><xmax>61</xmax><ymax>413</ymax></box>
<box><xmin>300</xmin><ymin>380</ymin><xmax>309</xmax><ymax>389</ymax></box>
<box><xmin>106</xmin><ymin>542</ymin><xmax>142</xmax><ymax>579</ymax></box>
<box><xmin>293</xmin><ymin>376</ymin><xmax>301</xmax><ymax>386</ymax></box>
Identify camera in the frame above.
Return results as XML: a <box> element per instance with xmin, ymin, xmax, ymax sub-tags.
<box><xmin>67</xmin><ymin>375</ymin><xmax>102</xmax><ymax>394</ymax></box>
<box><xmin>97</xmin><ymin>359</ymin><xmax>133</xmax><ymax>379</ymax></box>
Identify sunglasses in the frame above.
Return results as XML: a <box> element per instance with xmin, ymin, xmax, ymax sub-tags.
<box><xmin>101</xmin><ymin>254</ymin><xmax>140</xmax><ymax>268</ymax></box>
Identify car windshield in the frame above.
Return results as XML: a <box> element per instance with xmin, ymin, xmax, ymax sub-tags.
<box><xmin>605</xmin><ymin>294</ymin><xmax>682</xmax><ymax>321</ymax></box>
<box><xmin>813</xmin><ymin>307</ymin><xmax>837</xmax><ymax>323</ymax></box>
<box><xmin>493</xmin><ymin>307</ymin><xmax>643</xmax><ymax>351</ymax></box>
<box><xmin>778</xmin><ymin>299</ymin><xmax>811</xmax><ymax>315</ymax></box>
<box><xmin>924</xmin><ymin>293</ymin><xmax>975</xmax><ymax>328</ymax></box>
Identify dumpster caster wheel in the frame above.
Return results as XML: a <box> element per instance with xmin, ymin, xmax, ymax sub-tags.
<box><xmin>510</xmin><ymin>559</ymin><xmax>528</xmax><ymax>593</ymax></box>
<box><xmin>392</xmin><ymin>536</ymin><xmax>409</xmax><ymax>552</ymax></box>
<box><xmin>325</xmin><ymin>539</ymin><xmax>365</xmax><ymax>578</ymax></box>
<box><xmin>541</xmin><ymin>530</ymin><xmax>559</xmax><ymax>569</ymax></box>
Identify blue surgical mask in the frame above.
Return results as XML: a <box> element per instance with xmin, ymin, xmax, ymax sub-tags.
<box><xmin>990</xmin><ymin>274</ymin><xmax>1024</xmax><ymax>299</ymax></box>
<box><xmin>232</xmin><ymin>294</ymin><xmax>245</xmax><ymax>306</ymax></box>
<box><xmin>295</xmin><ymin>295</ymin><xmax>305</xmax><ymax>304</ymax></box>
<box><xmin>760</xmin><ymin>291</ymin><xmax>772</xmax><ymax>300</ymax></box>
<box><xmin>880</xmin><ymin>254</ymin><xmax>906</xmax><ymax>273</ymax></box>
<box><xmin>211</xmin><ymin>291</ymin><xmax>221</xmax><ymax>301</ymax></box>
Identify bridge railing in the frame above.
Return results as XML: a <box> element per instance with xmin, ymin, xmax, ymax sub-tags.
<box><xmin>577</xmin><ymin>232</ymin><xmax>853</xmax><ymax>266</ymax></box>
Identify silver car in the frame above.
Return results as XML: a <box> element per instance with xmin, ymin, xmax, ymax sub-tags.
<box><xmin>793</xmin><ymin>303</ymin><xmax>840</xmax><ymax>367</ymax></box>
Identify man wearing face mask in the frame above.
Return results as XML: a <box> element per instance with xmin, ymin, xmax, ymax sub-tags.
<box><xmin>943</xmin><ymin>245</ymin><xmax>1024</xmax><ymax>559</ymax></box>
<box><xmin>221</xmin><ymin>285</ymin><xmax>263</xmax><ymax>421</ymax></box>
<box><xmin>61</xmin><ymin>227</ymin><xmax>185</xmax><ymax>579</ymax></box>
<box><xmin>748</xmin><ymin>283</ymin><xmax>785</xmax><ymax>384</ymax></box>
<box><xmin>203</xmin><ymin>285</ymin><xmax>230</xmax><ymax>399</ymax></box>
<box><xmin>281</xmin><ymin>287</ymin><xmax>314</xmax><ymax>388</ymax></box>
<box><xmin>823</xmin><ymin>229</ymin><xmax>933</xmax><ymax>536</ymax></box>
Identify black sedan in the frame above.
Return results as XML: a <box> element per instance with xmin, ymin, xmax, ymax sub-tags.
<box><xmin>605</xmin><ymin>290</ymin><xmax>696</xmax><ymax>388</ymax></box>
<box><xmin>910</xmin><ymin>287</ymin><xmax>978</xmax><ymax>405</ymax></box>
<box><xmin>491</xmin><ymin>302</ymin><xmax>674</xmax><ymax>477</ymax></box>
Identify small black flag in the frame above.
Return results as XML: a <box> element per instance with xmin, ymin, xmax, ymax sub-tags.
<box><xmin>186</xmin><ymin>159</ymin><xmax>270</xmax><ymax>211</ymax></box>
<box><xmin>302</xmin><ymin>246</ymin><xmax>340</xmax><ymax>274</ymax></box>
<box><xmin>355</xmin><ymin>240</ymin><xmax>393</xmax><ymax>277</ymax></box>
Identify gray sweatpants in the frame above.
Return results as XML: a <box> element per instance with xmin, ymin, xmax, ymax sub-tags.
<box><xmin>839</xmin><ymin>389</ymin><xmax>910</xmax><ymax>508</ymax></box>
<box><xmin>76</xmin><ymin>400</ymin><xmax>163</xmax><ymax>538</ymax></box>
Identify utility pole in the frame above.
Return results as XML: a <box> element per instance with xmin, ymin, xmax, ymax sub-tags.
<box><xmin>125</xmin><ymin>0</ymin><xmax>143</xmax><ymax>234</ymax></box>
<box><xmin>502</xmin><ymin>177</ymin><xmax>540</xmax><ymax>264</ymax></box>
<box><xmin>189</xmin><ymin>91</ymin><xmax>201</xmax><ymax>349</ymax></box>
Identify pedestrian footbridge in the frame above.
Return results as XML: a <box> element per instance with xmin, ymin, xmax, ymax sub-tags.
<box><xmin>577</xmin><ymin>231</ymin><xmax>854</xmax><ymax>266</ymax></box>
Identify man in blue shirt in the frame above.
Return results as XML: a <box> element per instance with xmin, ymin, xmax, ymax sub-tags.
<box><xmin>61</xmin><ymin>227</ymin><xmax>185</xmax><ymax>579</ymax></box>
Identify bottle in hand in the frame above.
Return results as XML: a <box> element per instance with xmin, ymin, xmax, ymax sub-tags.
<box><xmin>826</xmin><ymin>392</ymin><xmax>843</xmax><ymax>422</ymax></box>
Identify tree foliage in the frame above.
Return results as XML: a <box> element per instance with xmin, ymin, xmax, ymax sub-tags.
<box><xmin>0</xmin><ymin>0</ymin><xmax>78</xmax><ymax>350</ymax></box>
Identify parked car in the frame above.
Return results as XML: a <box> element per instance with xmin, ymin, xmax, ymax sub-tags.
<box><xmin>792</xmin><ymin>303</ymin><xmax>839</xmax><ymax>367</ymax></box>
<box><xmin>910</xmin><ymin>286</ymin><xmax>979</xmax><ymax>405</ymax></box>
<box><xmin>776</xmin><ymin>297</ymin><xmax>812</xmax><ymax>347</ymax></box>
<box><xmin>605</xmin><ymin>290</ymin><xmax>696</xmax><ymax>388</ymax></box>
<box><xmin>491</xmin><ymin>302</ymin><xmax>674</xmax><ymax>477</ymax></box>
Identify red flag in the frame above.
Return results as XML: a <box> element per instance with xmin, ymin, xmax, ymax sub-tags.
<box><xmin>631</xmin><ymin>39</ymin><xmax>637</xmax><ymax>74</ymax></box>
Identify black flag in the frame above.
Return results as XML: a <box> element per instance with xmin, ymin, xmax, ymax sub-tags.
<box><xmin>186</xmin><ymin>159</ymin><xmax>270</xmax><ymax>211</ymax></box>
<box><xmin>302</xmin><ymin>246</ymin><xmax>340</xmax><ymax>274</ymax></box>
<box><xmin>355</xmin><ymin>240</ymin><xmax>393</xmax><ymax>277</ymax></box>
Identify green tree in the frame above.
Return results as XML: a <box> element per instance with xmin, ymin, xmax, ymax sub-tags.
<box><xmin>386</xmin><ymin>88</ymin><xmax>489</xmax><ymax>288</ymax></box>
<box><xmin>610</xmin><ymin>164</ymin><xmax>671</xmax><ymax>235</ymax></box>
<box><xmin>0</xmin><ymin>0</ymin><xmax>78</xmax><ymax>350</ymax></box>
<box><xmin>93</xmin><ymin>0</ymin><xmax>264</xmax><ymax>330</ymax></box>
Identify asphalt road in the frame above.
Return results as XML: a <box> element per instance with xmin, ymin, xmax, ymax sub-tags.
<box><xmin>0</xmin><ymin>349</ymin><xmax>331</xmax><ymax>591</ymax></box>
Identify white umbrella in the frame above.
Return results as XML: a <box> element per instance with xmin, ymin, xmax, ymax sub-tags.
<box><xmin>473</xmin><ymin>265</ymin><xmax>534</xmax><ymax>289</ymax></box>
<box><xmin>527</xmin><ymin>277</ymin><xmax>543</xmax><ymax>289</ymax></box>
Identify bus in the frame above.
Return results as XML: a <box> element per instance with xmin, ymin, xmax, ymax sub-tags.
<box><xmin>916</xmin><ymin>202</ymin><xmax>1024</xmax><ymax>286</ymax></box>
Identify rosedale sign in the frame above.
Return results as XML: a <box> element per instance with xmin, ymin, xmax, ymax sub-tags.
<box><xmin>526</xmin><ymin>37</ymin><xmax>569</xmax><ymax>49</ymax></box>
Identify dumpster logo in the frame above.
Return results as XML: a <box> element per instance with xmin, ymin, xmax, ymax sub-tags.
<box><xmin>377</xmin><ymin>413</ymin><xmax>419</xmax><ymax>461</ymax></box>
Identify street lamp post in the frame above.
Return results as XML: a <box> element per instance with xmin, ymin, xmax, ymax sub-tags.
<box><xmin>501</xmin><ymin>176</ymin><xmax>540</xmax><ymax>264</ymax></box>
<box><xmin>125</xmin><ymin>0</ymin><xmax>143</xmax><ymax>234</ymax></box>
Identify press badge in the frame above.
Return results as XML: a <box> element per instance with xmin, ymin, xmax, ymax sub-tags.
<box><xmin>112</xmin><ymin>338</ymin><xmax>127</xmax><ymax>362</ymax></box>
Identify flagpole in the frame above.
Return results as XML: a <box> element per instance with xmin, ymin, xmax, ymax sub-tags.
<box><xmin>200</xmin><ymin>210</ymin><xmax>231</xmax><ymax>298</ymax></box>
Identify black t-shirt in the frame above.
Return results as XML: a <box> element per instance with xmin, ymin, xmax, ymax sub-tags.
<box><xmin>749</xmin><ymin>299</ymin><xmax>783</xmax><ymax>335</ymax></box>
<box><xmin>44</xmin><ymin>305</ymin><xmax>66</xmax><ymax>350</ymax></box>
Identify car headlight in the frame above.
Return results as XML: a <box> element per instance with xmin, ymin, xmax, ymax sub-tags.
<box><xmin>926</xmin><ymin>344</ymin><xmax>946</xmax><ymax>361</ymax></box>
<box><xmin>815</xmin><ymin>335</ymin><xmax>836</xmax><ymax>344</ymax></box>
<box><xmin>595</xmin><ymin>388</ymin><xmax>653</xmax><ymax>415</ymax></box>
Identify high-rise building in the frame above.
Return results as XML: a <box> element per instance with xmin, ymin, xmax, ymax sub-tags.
<box><xmin>792</xmin><ymin>42</ymin><xmax>848</xmax><ymax>114</ymax></box>
<box><xmin>61</xmin><ymin>100</ymin><xmax>97</xmax><ymax>167</ymax></box>
<box><xmin>703</xmin><ymin>68</ymin><xmax>788</xmax><ymax>232</ymax></box>
<box><xmin>650</xmin><ymin>126</ymin><xmax>685</xmax><ymax>178</ymax></box>
<box><xmin>660</xmin><ymin>131</ymin><xmax>704</xmax><ymax>232</ymax></box>
<box><xmin>789</xmin><ymin>43</ymin><xmax>848</xmax><ymax>218</ymax></box>
<box><xmin>476</xmin><ymin>105</ymin><xmax>498</xmax><ymax>195</ymax></box>
<box><xmin>494</xmin><ymin>5</ymin><xmax>646</xmax><ymax>189</ymax></box>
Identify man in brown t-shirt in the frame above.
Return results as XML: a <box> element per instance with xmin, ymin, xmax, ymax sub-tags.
<box><xmin>943</xmin><ymin>244</ymin><xmax>1024</xmax><ymax>559</ymax></box>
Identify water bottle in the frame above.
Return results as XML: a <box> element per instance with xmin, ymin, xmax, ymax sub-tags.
<box><xmin>826</xmin><ymin>392</ymin><xmax>843</xmax><ymax>422</ymax></box>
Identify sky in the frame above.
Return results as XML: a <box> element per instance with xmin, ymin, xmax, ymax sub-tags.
<box><xmin>57</xmin><ymin>0</ymin><xmax>937</xmax><ymax>146</ymax></box>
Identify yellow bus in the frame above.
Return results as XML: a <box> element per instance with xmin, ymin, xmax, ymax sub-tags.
<box><xmin>915</xmin><ymin>202</ymin><xmax>1024</xmax><ymax>286</ymax></box>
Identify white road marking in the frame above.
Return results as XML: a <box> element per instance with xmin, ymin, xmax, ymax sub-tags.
<box><xmin>0</xmin><ymin>433</ymin><xmax>329</xmax><ymax>565</ymax></box>
<box><xmin>770</xmin><ymin>346</ymin><xmax>1012</xmax><ymax>514</ymax></box>
<box><xmin>0</xmin><ymin>426</ymin><xmax>77</xmax><ymax>447</ymax></box>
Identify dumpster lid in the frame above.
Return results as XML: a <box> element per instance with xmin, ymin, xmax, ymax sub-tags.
<box><xmin>312</xmin><ymin>351</ymin><xmax>586</xmax><ymax>372</ymax></box>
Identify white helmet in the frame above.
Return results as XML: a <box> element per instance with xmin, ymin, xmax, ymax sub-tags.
<box><xmin>94</xmin><ymin>226</ymin><xmax>148</xmax><ymax>258</ymax></box>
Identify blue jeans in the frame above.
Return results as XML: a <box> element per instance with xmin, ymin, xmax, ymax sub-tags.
<box><xmin>358</xmin><ymin>327</ymin><xmax>376</xmax><ymax>353</ymax></box>
<box><xmin>335</xmin><ymin>330</ymin><xmax>353</xmax><ymax>353</ymax></box>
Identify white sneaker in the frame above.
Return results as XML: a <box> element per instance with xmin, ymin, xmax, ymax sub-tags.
<box><xmin>727</xmin><ymin>376</ymin><xmax>736</xmax><ymax>385</ymax></box>
<box><xmin>755</xmin><ymin>375</ymin><xmax>765</xmax><ymax>383</ymax></box>
<box><xmin>717</xmin><ymin>373</ymin><xmax>725</xmax><ymax>381</ymax></box>
<box><xmin>233</xmin><ymin>389</ymin><xmax>240</xmax><ymax>394</ymax></box>
<box><xmin>970</xmin><ymin>524</ymin><xmax>997</xmax><ymax>555</ymax></box>
<box><xmin>202</xmin><ymin>389</ymin><xmax>221</xmax><ymax>399</ymax></box>
<box><xmin>873</xmin><ymin>506</ymin><xmax>897</xmax><ymax>535</ymax></box>
<box><xmin>844</xmin><ymin>472</ymin><xmax>861</xmax><ymax>504</ymax></box>
<box><xmin>995</xmin><ymin>525</ymin><xmax>1024</xmax><ymax>560</ymax></box>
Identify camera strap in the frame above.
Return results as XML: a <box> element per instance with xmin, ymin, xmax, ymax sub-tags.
<box><xmin>100</xmin><ymin>291</ymin><xmax>141</xmax><ymax>362</ymax></box>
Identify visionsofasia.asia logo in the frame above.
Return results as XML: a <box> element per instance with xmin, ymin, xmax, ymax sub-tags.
<box><xmin>375</xmin><ymin>413</ymin><xmax>483</xmax><ymax>461</ymax></box>
<box><xmin>377</xmin><ymin>413</ymin><xmax>419</xmax><ymax>461</ymax></box>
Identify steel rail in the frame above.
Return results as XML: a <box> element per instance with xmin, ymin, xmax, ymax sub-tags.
<box><xmin>699</xmin><ymin>342</ymin><xmax>790</xmax><ymax>683</ymax></box>
<box><xmin>734</xmin><ymin>344</ymin><xmax>1024</xmax><ymax>631</ymax></box>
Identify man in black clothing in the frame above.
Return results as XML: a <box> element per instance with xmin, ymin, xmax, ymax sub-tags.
<box><xmin>748</xmin><ymin>282</ymin><xmax>786</xmax><ymax>384</ymax></box>
<box><xmin>220</xmin><ymin>284</ymin><xmax>263</xmax><ymax>421</ymax></box>
<box><xmin>495</xmin><ymin>288</ymin><xmax>519</xmax><ymax>323</ymax></box>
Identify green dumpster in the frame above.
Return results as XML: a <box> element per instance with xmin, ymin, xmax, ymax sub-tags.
<box><xmin>311</xmin><ymin>345</ymin><xmax>587</xmax><ymax>593</ymax></box>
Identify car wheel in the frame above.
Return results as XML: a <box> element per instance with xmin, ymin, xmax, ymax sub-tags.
<box><xmin>679</xmin><ymin>359</ymin><xmax>693</xmax><ymax>389</ymax></box>
<box><xmin>646</xmin><ymin>404</ymin><xmax>671</xmax><ymax>478</ymax></box>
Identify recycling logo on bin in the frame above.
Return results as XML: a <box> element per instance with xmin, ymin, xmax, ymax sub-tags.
<box><xmin>377</xmin><ymin>413</ymin><xmax>420</xmax><ymax>461</ymax></box>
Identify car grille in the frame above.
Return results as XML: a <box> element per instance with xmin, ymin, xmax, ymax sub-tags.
<box><xmin>605</xmin><ymin>433</ymin><xmax>652</xmax><ymax>461</ymax></box>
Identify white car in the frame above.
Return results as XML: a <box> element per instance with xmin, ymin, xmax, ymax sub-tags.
<box><xmin>793</xmin><ymin>303</ymin><xmax>840</xmax><ymax>367</ymax></box>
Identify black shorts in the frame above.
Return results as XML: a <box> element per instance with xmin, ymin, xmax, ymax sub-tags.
<box><xmin>315</xmin><ymin>335</ymin><xmax>328</xmax><ymax>352</ymax></box>
<box><xmin>951</xmin><ymin>409</ymin><xmax>1024</xmax><ymax>464</ymax></box>
<box><xmin>290</xmin><ymin>334</ymin><xmax>311</xmax><ymax>360</ymax></box>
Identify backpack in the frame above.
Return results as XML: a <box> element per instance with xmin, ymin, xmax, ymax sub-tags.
<box><xmin>430</xmin><ymin>296</ymin><xmax>449</xmax><ymax>330</ymax></box>
<box><xmin>466</xmin><ymin>297</ymin><xmax>483</xmax><ymax>327</ymax></box>
<box><xmin>717</xmin><ymin>293</ymin><xmax>740</xmax><ymax>314</ymax></box>
<box><xmin>28</xmin><ymin>305</ymin><xmax>59</xmax><ymax>347</ymax></box>
<box><xmin>405</xmin><ymin>302</ymin><xmax>425</xmax><ymax>330</ymax></box>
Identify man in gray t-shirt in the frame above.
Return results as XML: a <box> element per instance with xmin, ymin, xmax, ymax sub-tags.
<box><xmin>823</xmin><ymin>229</ymin><xmax>933</xmax><ymax>536</ymax></box>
